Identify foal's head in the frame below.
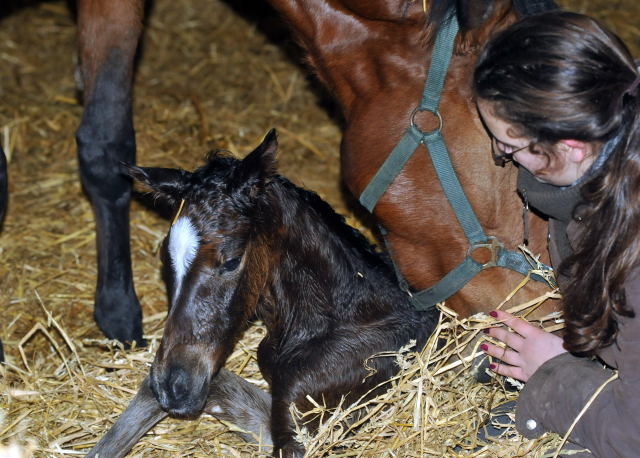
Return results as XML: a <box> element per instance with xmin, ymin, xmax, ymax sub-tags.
<box><xmin>129</xmin><ymin>130</ymin><xmax>279</xmax><ymax>417</ymax></box>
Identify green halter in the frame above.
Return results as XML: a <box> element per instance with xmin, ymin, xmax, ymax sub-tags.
<box><xmin>358</xmin><ymin>13</ymin><xmax>552</xmax><ymax>311</ymax></box>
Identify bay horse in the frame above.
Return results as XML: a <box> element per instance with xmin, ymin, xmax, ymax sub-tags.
<box><xmin>0</xmin><ymin>147</ymin><xmax>6</xmax><ymax>231</ymax></box>
<box><xmin>87</xmin><ymin>129</ymin><xmax>440</xmax><ymax>457</ymax></box>
<box><xmin>75</xmin><ymin>0</ymin><xmax>557</xmax><ymax>345</ymax></box>
<box><xmin>0</xmin><ymin>146</ymin><xmax>7</xmax><ymax>362</ymax></box>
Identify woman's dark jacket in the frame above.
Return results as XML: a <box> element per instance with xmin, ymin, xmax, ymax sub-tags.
<box><xmin>514</xmin><ymin>168</ymin><xmax>640</xmax><ymax>457</ymax></box>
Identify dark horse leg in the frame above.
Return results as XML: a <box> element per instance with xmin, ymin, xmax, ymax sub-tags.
<box><xmin>86</xmin><ymin>376</ymin><xmax>166</xmax><ymax>458</ymax></box>
<box><xmin>0</xmin><ymin>146</ymin><xmax>6</xmax><ymax>362</ymax></box>
<box><xmin>76</xmin><ymin>0</ymin><xmax>144</xmax><ymax>345</ymax></box>
<box><xmin>271</xmin><ymin>396</ymin><xmax>306</xmax><ymax>458</ymax></box>
<box><xmin>0</xmin><ymin>146</ymin><xmax>6</xmax><ymax>230</ymax></box>
<box><xmin>87</xmin><ymin>369</ymin><xmax>272</xmax><ymax>457</ymax></box>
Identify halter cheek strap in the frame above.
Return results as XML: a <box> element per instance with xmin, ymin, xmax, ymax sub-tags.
<box><xmin>172</xmin><ymin>199</ymin><xmax>186</xmax><ymax>226</ymax></box>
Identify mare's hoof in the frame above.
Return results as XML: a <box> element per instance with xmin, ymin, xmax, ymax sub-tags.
<box><xmin>453</xmin><ymin>401</ymin><xmax>517</xmax><ymax>452</ymax></box>
<box><xmin>477</xmin><ymin>400</ymin><xmax>517</xmax><ymax>442</ymax></box>
<box><xmin>470</xmin><ymin>353</ymin><xmax>493</xmax><ymax>383</ymax></box>
<box><xmin>94</xmin><ymin>289</ymin><xmax>146</xmax><ymax>348</ymax></box>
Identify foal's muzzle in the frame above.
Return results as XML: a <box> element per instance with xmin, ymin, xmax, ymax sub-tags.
<box><xmin>150</xmin><ymin>346</ymin><xmax>215</xmax><ymax>418</ymax></box>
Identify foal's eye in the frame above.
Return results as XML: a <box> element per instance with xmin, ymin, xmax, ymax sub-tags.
<box><xmin>220</xmin><ymin>257</ymin><xmax>241</xmax><ymax>273</ymax></box>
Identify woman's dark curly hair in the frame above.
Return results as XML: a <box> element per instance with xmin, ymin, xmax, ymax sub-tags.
<box><xmin>474</xmin><ymin>11</ymin><xmax>640</xmax><ymax>356</ymax></box>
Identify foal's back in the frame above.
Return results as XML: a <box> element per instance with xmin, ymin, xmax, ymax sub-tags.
<box><xmin>254</xmin><ymin>175</ymin><xmax>438</xmax><ymax>410</ymax></box>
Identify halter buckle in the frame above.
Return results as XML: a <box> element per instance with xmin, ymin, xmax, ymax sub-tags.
<box><xmin>468</xmin><ymin>236</ymin><xmax>503</xmax><ymax>268</ymax></box>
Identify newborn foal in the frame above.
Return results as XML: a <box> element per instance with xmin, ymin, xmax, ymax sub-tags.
<box><xmin>88</xmin><ymin>130</ymin><xmax>439</xmax><ymax>457</ymax></box>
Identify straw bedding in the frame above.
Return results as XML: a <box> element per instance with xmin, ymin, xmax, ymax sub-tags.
<box><xmin>0</xmin><ymin>0</ymin><xmax>638</xmax><ymax>456</ymax></box>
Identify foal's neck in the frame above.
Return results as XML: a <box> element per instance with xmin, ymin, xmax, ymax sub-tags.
<box><xmin>259</xmin><ymin>180</ymin><xmax>404</xmax><ymax>323</ymax></box>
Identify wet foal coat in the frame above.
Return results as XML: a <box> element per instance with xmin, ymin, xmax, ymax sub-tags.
<box><xmin>88</xmin><ymin>130</ymin><xmax>439</xmax><ymax>457</ymax></box>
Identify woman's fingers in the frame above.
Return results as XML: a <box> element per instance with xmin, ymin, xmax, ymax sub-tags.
<box><xmin>490</xmin><ymin>310</ymin><xmax>541</xmax><ymax>338</ymax></box>
<box><xmin>482</xmin><ymin>310</ymin><xmax>564</xmax><ymax>382</ymax></box>
<box><xmin>485</xmin><ymin>326</ymin><xmax>525</xmax><ymax>353</ymax></box>
<box><xmin>482</xmin><ymin>341</ymin><xmax>521</xmax><ymax>367</ymax></box>
<box><xmin>482</xmin><ymin>312</ymin><xmax>529</xmax><ymax>380</ymax></box>
<box><xmin>482</xmin><ymin>339</ymin><xmax>526</xmax><ymax>380</ymax></box>
<box><xmin>489</xmin><ymin>360</ymin><xmax>526</xmax><ymax>381</ymax></box>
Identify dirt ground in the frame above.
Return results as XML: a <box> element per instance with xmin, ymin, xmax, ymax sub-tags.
<box><xmin>0</xmin><ymin>0</ymin><xmax>638</xmax><ymax>456</ymax></box>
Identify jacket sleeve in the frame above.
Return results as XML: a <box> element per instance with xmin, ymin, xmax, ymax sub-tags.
<box><xmin>515</xmin><ymin>268</ymin><xmax>640</xmax><ymax>457</ymax></box>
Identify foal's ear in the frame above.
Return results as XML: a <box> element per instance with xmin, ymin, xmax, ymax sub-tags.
<box><xmin>238</xmin><ymin>128</ymin><xmax>278</xmax><ymax>183</ymax></box>
<box><xmin>126</xmin><ymin>164</ymin><xmax>190</xmax><ymax>203</ymax></box>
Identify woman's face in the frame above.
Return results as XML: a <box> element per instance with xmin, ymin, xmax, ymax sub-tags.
<box><xmin>477</xmin><ymin>99</ymin><xmax>594</xmax><ymax>186</ymax></box>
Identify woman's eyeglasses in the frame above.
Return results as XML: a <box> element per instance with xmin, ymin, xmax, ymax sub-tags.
<box><xmin>491</xmin><ymin>137</ymin><xmax>531</xmax><ymax>167</ymax></box>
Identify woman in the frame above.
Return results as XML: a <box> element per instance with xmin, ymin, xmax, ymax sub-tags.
<box><xmin>474</xmin><ymin>11</ymin><xmax>640</xmax><ymax>456</ymax></box>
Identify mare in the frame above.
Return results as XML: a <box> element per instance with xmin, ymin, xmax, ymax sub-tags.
<box><xmin>0</xmin><ymin>146</ymin><xmax>7</xmax><ymax>361</ymax></box>
<box><xmin>0</xmin><ymin>147</ymin><xmax>6</xmax><ymax>230</ymax></box>
<box><xmin>87</xmin><ymin>129</ymin><xmax>440</xmax><ymax>457</ymax></box>
<box><xmin>75</xmin><ymin>0</ymin><xmax>557</xmax><ymax>345</ymax></box>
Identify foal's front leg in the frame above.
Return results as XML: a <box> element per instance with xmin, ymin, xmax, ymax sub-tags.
<box><xmin>76</xmin><ymin>0</ymin><xmax>144</xmax><ymax>345</ymax></box>
<box><xmin>270</xmin><ymin>395</ymin><xmax>306</xmax><ymax>458</ymax></box>
<box><xmin>87</xmin><ymin>376</ymin><xmax>166</xmax><ymax>458</ymax></box>
<box><xmin>87</xmin><ymin>369</ymin><xmax>273</xmax><ymax>457</ymax></box>
<box><xmin>205</xmin><ymin>367</ymin><xmax>273</xmax><ymax>448</ymax></box>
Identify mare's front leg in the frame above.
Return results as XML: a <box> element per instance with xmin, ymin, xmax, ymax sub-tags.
<box><xmin>0</xmin><ymin>146</ymin><xmax>7</xmax><ymax>229</ymax></box>
<box><xmin>76</xmin><ymin>0</ymin><xmax>144</xmax><ymax>345</ymax></box>
<box><xmin>0</xmin><ymin>146</ymin><xmax>6</xmax><ymax>362</ymax></box>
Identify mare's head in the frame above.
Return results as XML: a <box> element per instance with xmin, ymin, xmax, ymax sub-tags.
<box><xmin>129</xmin><ymin>130</ymin><xmax>279</xmax><ymax>417</ymax></box>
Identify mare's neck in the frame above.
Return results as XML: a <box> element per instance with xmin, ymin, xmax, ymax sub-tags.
<box><xmin>267</xmin><ymin>0</ymin><xmax>427</xmax><ymax>118</ymax></box>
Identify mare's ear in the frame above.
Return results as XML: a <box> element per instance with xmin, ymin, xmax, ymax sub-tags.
<box><xmin>126</xmin><ymin>164</ymin><xmax>190</xmax><ymax>204</ymax></box>
<box><xmin>456</xmin><ymin>0</ymin><xmax>494</xmax><ymax>30</ymax></box>
<box><xmin>236</xmin><ymin>128</ymin><xmax>278</xmax><ymax>185</ymax></box>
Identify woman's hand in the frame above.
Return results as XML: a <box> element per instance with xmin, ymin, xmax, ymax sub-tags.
<box><xmin>482</xmin><ymin>310</ymin><xmax>567</xmax><ymax>382</ymax></box>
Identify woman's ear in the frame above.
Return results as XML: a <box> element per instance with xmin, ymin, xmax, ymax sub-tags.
<box><xmin>557</xmin><ymin>139</ymin><xmax>591</xmax><ymax>164</ymax></box>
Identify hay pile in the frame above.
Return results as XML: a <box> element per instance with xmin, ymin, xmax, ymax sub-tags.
<box><xmin>0</xmin><ymin>0</ymin><xmax>637</xmax><ymax>456</ymax></box>
<box><xmin>2</xmin><ymin>283</ymin><xmax>566</xmax><ymax>457</ymax></box>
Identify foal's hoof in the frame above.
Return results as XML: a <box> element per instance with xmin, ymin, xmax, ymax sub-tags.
<box><xmin>277</xmin><ymin>442</ymin><xmax>305</xmax><ymax>458</ymax></box>
<box><xmin>94</xmin><ymin>289</ymin><xmax>146</xmax><ymax>348</ymax></box>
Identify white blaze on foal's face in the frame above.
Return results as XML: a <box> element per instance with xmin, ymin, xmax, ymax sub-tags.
<box><xmin>168</xmin><ymin>216</ymin><xmax>200</xmax><ymax>299</ymax></box>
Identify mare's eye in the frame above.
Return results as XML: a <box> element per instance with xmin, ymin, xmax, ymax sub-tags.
<box><xmin>220</xmin><ymin>257</ymin><xmax>241</xmax><ymax>273</ymax></box>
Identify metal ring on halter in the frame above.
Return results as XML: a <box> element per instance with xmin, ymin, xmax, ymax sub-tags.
<box><xmin>410</xmin><ymin>107</ymin><xmax>443</xmax><ymax>136</ymax></box>
<box><xmin>466</xmin><ymin>236</ymin><xmax>504</xmax><ymax>269</ymax></box>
